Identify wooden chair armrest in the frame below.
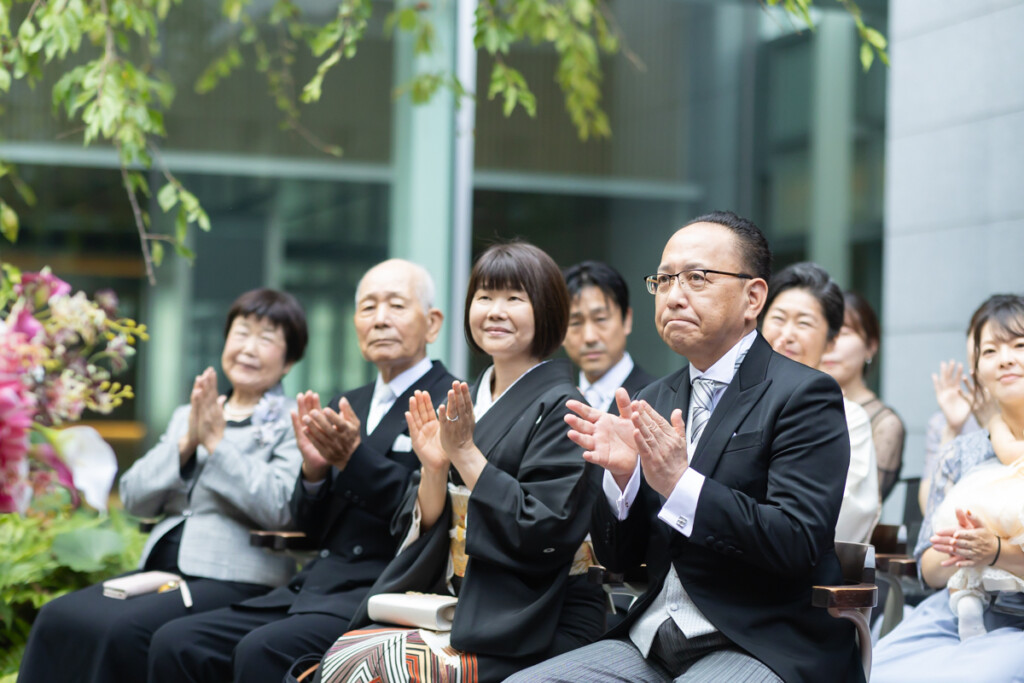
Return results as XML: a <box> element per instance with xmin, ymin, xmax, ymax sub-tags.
<box><xmin>876</xmin><ymin>554</ymin><xmax>918</xmax><ymax>578</ymax></box>
<box><xmin>249</xmin><ymin>530</ymin><xmax>317</xmax><ymax>552</ymax></box>
<box><xmin>811</xmin><ymin>583</ymin><xmax>878</xmax><ymax>610</ymax></box>
<box><xmin>870</xmin><ymin>524</ymin><xmax>908</xmax><ymax>555</ymax></box>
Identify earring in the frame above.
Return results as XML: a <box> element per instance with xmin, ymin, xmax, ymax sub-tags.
<box><xmin>865</xmin><ymin>356</ymin><xmax>873</xmax><ymax>365</ymax></box>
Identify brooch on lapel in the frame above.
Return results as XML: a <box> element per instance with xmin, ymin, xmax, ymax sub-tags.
<box><xmin>252</xmin><ymin>386</ymin><xmax>288</xmax><ymax>447</ymax></box>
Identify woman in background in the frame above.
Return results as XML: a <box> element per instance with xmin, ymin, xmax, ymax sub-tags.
<box><xmin>761</xmin><ymin>263</ymin><xmax>880</xmax><ymax>544</ymax></box>
<box><xmin>872</xmin><ymin>293</ymin><xmax>1024</xmax><ymax>682</ymax></box>
<box><xmin>822</xmin><ymin>290</ymin><xmax>906</xmax><ymax>501</ymax></box>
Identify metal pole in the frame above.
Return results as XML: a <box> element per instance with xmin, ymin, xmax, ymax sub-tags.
<box><xmin>449</xmin><ymin>0</ymin><xmax>478</xmax><ymax>380</ymax></box>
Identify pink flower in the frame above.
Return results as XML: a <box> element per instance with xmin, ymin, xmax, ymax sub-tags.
<box><xmin>6</xmin><ymin>302</ymin><xmax>43</xmax><ymax>340</ymax></box>
<box><xmin>0</xmin><ymin>384</ymin><xmax>33</xmax><ymax>513</ymax></box>
<box><xmin>16</xmin><ymin>268</ymin><xmax>72</xmax><ymax>309</ymax></box>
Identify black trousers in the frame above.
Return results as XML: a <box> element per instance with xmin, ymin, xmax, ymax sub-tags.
<box><xmin>18</xmin><ymin>572</ymin><xmax>266</xmax><ymax>683</ymax></box>
<box><xmin>149</xmin><ymin>606</ymin><xmax>348</xmax><ymax>683</ymax></box>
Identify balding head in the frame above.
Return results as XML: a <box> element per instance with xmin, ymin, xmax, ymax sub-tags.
<box><xmin>356</xmin><ymin>259</ymin><xmax>436</xmax><ymax>314</ymax></box>
<box><xmin>353</xmin><ymin>259</ymin><xmax>444</xmax><ymax>383</ymax></box>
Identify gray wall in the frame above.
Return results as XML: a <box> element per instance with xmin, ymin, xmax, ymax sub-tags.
<box><xmin>881</xmin><ymin>0</ymin><xmax>1024</xmax><ymax>520</ymax></box>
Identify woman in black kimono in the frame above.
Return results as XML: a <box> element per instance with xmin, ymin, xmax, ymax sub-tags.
<box><xmin>306</xmin><ymin>242</ymin><xmax>605</xmax><ymax>683</ymax></box>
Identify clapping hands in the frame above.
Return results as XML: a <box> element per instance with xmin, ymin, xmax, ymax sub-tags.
<box><xmin>178</xmin><ymin>367</ymin><xmax>226</xmax><ymax>464</ymax></box>
<box><xmin>290</xmin><ymin>391</ymin><xmax>362</xmax><ymax>482</ymax></box>
<box><xmin>931</xmin><ymin>508</ymin><xmax>1001</xmax><ymax>568</ymax></box>
<box><xmin>566</xmin><ymin>387</ymin><xmax>690</xmax><ymax>498</ymax></box>
<box><xmin>405</xmin><ymin>382</ymin><xmax>479</xmax><ymax>474</ymax></box>
<box><xmin>406</xmin><ymin>390</ymin><xmax>448</xmax><ymax>473</ymax></box>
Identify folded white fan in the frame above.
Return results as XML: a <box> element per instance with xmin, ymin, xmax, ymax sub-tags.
<box><xmin>367</xmin><ymin>592</ymin><xmax>458</xmax><ymax>631</ymax></box>
<box><xmin>102</xmin><ymin>571</ymin><xmax>192</xmax><ymax>607</ymax></box>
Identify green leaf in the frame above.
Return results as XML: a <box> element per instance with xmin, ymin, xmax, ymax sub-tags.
<box><xmin>0</xmin><ymin>68</ymin><xmax>10</xmax><ymax>93</ymax></box>
<box><xmin>175</xmin><ymin>205</ymin><xmax>188</xmax><ymax>243</ymax></box>
<box><xmin>0</xmin><ymin>202</ymin><xmax>18</xmax><ymax>243</ymax></box>
<box><xmin>860</xmin><ymin>42</ymin><xmax>874</xmax><ymax>71</ymax></box>
<box><xmin>51</xmin><ymin>528</ymin><xmax>125</xmax><ymax>573</ymax></box>
<box><xmin>864</xmin><ymin>27</ymin><xmax>887</xmax><ymax>50</ymax></box>
<box><xmin>503</xmin><ymin>86</ymin><xmax>518</xmax><ymax>117</ymax></box>
<box><xmin>398</xmin><ymin>8</ymin><xmax>417</xmax><ymax>32</ymax></box>
<box><xmin>157</xmin><ymin>183</ymin><xmax>177</xmax><ymax>212</ymax></box>
<box><xmin>151</xmin><ymin>240</ymin><xmax>164</xmax><ymax>267</ymax></box>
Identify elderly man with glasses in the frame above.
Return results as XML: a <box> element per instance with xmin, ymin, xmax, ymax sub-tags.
<box><xmin>509</xmin><ymin>211</ymin><xmax>863</xmax><ymax>683</ymax></box>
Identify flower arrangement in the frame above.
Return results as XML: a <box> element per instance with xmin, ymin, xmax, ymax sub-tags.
<box><xmin>0</xmin><ymin>266</ymin><xmax>146</xmax><ymax>513</ymax></box>
<box><xmin>0</xmin><ymin>265</ymin><xmax>149</xmax><ymax>677</ymax></box>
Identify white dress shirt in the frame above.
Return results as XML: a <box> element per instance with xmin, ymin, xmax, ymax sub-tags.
<box><xmin>366</xmin><ymin>356</ymin><xmax>434</xmax><ymax>435</ymax></box>
<box><xmin>579</xmin><ymin>352</ymin><xmax>635</xmax><ymax>412</ymax></box>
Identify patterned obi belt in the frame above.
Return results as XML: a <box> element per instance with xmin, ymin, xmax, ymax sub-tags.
<box><xmin>447</xmin><ymin>484</ymin><xmax>595</xmax><ymax>578</ymax></box>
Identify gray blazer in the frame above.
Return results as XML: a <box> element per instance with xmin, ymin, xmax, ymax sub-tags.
<box><xmin>119</xmin><ymin>387</ymin><xmax>302</xmax><ymax>587</ymax></box>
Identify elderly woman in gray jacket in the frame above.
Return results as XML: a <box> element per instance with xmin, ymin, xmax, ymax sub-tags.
<box><xmin>19</xmin><ymin>288</ymin><xmax>308</xmax><ymax>683</ymax></box>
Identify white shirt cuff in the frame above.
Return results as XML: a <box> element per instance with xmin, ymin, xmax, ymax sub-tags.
<box><xmin>301</xmin><ymin>477</ymin><xmax>326</xmax><ymax>494</ymax></box>
<box><xmin>602</xmin><ymin>459</ymin><xmax>641</xmax><ymax>521</ymax></box>
<box><xmin>657</xmin><ymin>468</ymin><xmax>705</xmax><ymax>536</ymax></box>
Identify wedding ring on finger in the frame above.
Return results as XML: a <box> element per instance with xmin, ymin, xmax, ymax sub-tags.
<box><xmin>447</xmin><ymin>413</ymin><xmax>460</xmax><ymax>422</ymax></box>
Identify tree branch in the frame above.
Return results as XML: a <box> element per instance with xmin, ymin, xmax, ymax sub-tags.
<box><xmin>117</xmin><ymin>153</ymin><xmax>156</xmax><ymax>286</ymax></box>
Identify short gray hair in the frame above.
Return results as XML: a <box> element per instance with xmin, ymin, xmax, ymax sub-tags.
<box><xmin>354</xmin><ymin>259</ymin><xmax>437</xmax><ymax>314</ymax></box>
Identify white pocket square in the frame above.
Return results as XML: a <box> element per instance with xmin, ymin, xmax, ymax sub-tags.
<box><xmin>392</xmin><ymin>434</ymin><xmax>413</xmax><ymax>452</ymax></box>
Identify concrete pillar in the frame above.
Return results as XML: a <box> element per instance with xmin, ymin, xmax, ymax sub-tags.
<box><xmin>390</xmin><ymin>0</ymin><xmax>458</xmax><ymax>367</ymax></box>
<box><xmin>808</xmin><ymin>14</ymin><xmax>856</xmax><ymax>286</ymax></box>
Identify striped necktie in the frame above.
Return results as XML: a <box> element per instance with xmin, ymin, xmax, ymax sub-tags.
<box><xmin>688</xmin><ymin>376</ymin><xmax>722</xmax><ymax>447</ymax></box>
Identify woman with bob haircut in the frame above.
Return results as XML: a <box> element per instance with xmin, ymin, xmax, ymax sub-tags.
<box><xmin>300</xmin><ymin>241</ymin><xmax>605</xmax><ymax>683</ymax></box>
<box><xmin>20</xmin><ymin>288</ymin><xmax>308</xmax><ymax>683</ymax></box>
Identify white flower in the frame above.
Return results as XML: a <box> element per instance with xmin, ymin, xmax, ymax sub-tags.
<box><xmin>55</xmin><ymin>426</ymin><xmax>118</xmax><ymax>512</ymax></box>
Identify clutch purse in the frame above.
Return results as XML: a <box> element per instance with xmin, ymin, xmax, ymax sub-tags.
<box><xmin>367</xmin><ymin>592</ymin><xmax>458</xmax><ymax>631</ymax></box>
<box><xmin>102</xmin><ymin>570</ymin><xmax>192</xmax><ymax>607</ymax></box>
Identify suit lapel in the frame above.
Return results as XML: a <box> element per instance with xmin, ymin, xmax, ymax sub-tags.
<box><xmin>363</xmin><ymin>362</ymin><xmax>444</xmax><ymax>453</ymax></box>
<box><xmin>471</xmin><ymin>360</ymin><xmax>570</xmax><ymax>458</ymax></box>
<box><xmin>689</xmin><ymin>334</ymin><xmax>773</xmax><ymax>476</ymax></box>
<box><xmin>345</xmin><ymin>385</ymin><xmax>373</xmax><ymax>437</ymax></box>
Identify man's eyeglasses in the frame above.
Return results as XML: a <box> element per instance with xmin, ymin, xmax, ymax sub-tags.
<box><xmin>644</xmin><ymin>269</ymin><xmax>753</xmax><ymax>295</ymax></box>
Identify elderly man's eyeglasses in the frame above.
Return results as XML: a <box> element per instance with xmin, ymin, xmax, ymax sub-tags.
<box><xmin>644</xmin><ymin>269</ymin><xmax>753</xmax><ymax>295</ymax></box>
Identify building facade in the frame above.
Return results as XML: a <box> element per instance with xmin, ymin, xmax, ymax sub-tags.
<box><xmin>9</xmin><ymin>0</ymin><xmax>1016</xmax><ymax>528</ymax></box>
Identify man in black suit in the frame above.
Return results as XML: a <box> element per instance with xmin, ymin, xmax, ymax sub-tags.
<box><xmin>150</xmin><ymin>259</ymin><xmax>458</xmax><ymax>683</ymax></box>
<box><xmin>562</xmin><ymin>260</ymin><xmax>656</xmax><ymax>411</ymax></box>
<box><xmin>509</xmin><ymin>212</ymin><xmax>862</xmax><ymax>682</ymax></box>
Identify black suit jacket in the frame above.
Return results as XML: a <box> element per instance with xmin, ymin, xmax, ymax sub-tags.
<box><xmin>593</xmin><ymin>335</ymin><xmax>863</xmax><ymax>683</ymax></box>
<box><xmin>239</xmin><ymin>361</ymin><xmax>456</xmax><ymax>619</ymax></box>
<box><xmin>621</xmin><ymin>362</ymin><xmax>657</xmax><ymax>398</ymax></box>
<box><xmin>350</xmin><ymin>360</ymin><xmax>604</xmax><ymax>667</ymax></box>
